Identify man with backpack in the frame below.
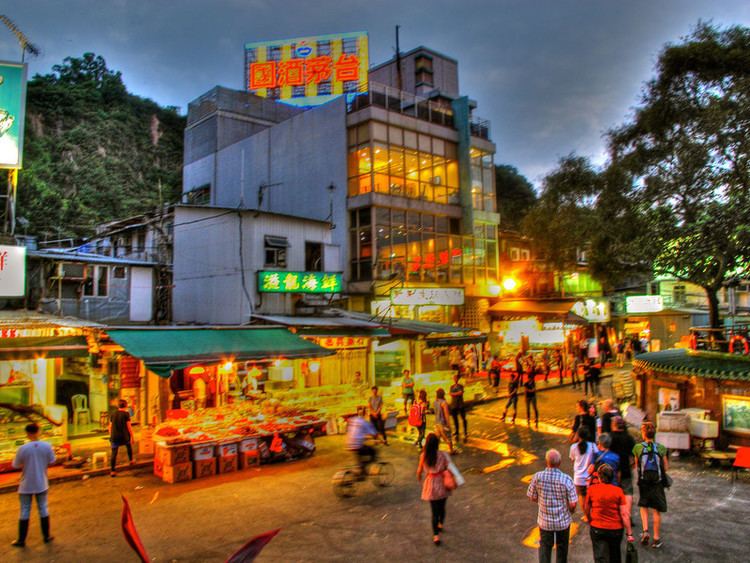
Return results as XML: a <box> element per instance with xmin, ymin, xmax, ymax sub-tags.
<box><xmin>633</xmin><ymin>422</ymin><xmax>668</xmax><ymax>549</ymax></box>
<box><xmin>409</xmin><ymin>389</ymin><xmax>428</xmax><ymax>449</ymax></box>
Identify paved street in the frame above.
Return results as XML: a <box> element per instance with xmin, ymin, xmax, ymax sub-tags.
<box><xmin>1</xmin><ymin>385</ymin><xmax>747</xmax><ymax>562</ymax></box>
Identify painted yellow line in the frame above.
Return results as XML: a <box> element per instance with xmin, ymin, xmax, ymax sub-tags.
<box><xmin>522</xmin><ymin>523</ymin><xmax>580</xmax><ymax>549</ymax></box>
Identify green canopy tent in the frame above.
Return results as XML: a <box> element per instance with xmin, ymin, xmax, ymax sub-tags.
<box><xmin>106</xmin><ymin>327</ymin><xmax>334</xmax><ymax>377</ymax></box>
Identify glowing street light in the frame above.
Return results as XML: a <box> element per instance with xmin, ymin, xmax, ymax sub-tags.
<box><xmin>502</xmin><ymin>277</ymin><xmax>519</xmax><ymax>292</ymax></box>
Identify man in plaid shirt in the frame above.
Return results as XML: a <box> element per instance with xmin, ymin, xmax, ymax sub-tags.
<box><xmin>527</xmin><ymin>449</ymin><xmax>578</xmax><ymax>563</ymax></box>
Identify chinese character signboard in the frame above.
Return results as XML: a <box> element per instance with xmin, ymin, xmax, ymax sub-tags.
<box><xmin>626</xmin><ymin>295</ymin><xmax>664</xmax><ymax>314</ymax></box>
<box><xmin>258</xmin><ymin>271</ymin><xmax>342</xmax><ymax>293</ymax></box>
<box><xmin>308</xmin><ymin>336</ymin><xmax>368</xmax><ymax>349</ymax></box>
<box><xmin>0</xmin><ymin>245</ymin><xmax>25</xmax><ymax>296</ymax></box>
<box><xmin>390</xmin><ymin>288</ymin><xmax>465</xmax><ymax>306</ymax></box>
<box><xmin>0</xmin><ymin>62</ymin><xmax>27</xmax><ymax>169</ymax></box>
<box><xmin>245</xmin><ymin>31</ymin><xmax>368</xmax><ymax>107</ymax></box>
<box><xmin>571</xmin><ymin>299</ymin><xmax>610</xmax><ymax>323</ymax></box>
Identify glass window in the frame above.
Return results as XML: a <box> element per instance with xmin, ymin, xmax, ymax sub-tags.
<box><xmin>422</xmin><ymin>214</ymin><xmax>435</xmax><ymax>233</ymax></box>
<box><xmin>358</xmin><ymin>207</ymin><xmax>371</xmax><ymax>226</ymax></box>
<box><xmin>445</xmin><ymin>142</ymin><xmax>457</xmax><ymax>160</ymax></box>
<box><xmin>357</xmin><ymin>123</ymin><xmax>369</xmax><ymax>144</ymax></box>
<box><xmin>376</xmin><ymin>207</ymin><xmax>390</xmax><ymax>226</ymax></box>
<box><xmin>347</xmin><ymin>128</ymin><xmax>357</xmax><ymax>147</ymax></box>
<box><xmin>446</xmin><ymin>161</ymin><xmax>459</xmax><ymax>188</ymax></box>
<box><xmin>436</xmin><ymin>216</ymin><xmax>449</xmax><ymax>233</ymax></box>
<box><xmin>407</xmin><ymin>212</ymin><xmax>421</xmax><ymax>232</ymax></box>
<box><xmin>389</xmin><ymin>147</ymin><xmax>404</xmax><ymax>177</ymax></box>
<box><xmin>357</xmin><ymin>145</ymin><xmax>371</xmax><ymax>174</ymax></box>
<box><xmin>373</xmin><ymin>173</ymin><xmax>389</xmax><ymax>194</ymax></box>
<box><xmin>372</xmin><ymin>143</ymin><xmax>389</xmax><ymax>175</ymax></box>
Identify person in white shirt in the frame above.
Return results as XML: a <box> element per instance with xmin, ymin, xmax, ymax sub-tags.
<box><xmin>12</xmin><ymin>423</ymin><xmax>56</xmax><ymax>547</ymax></box>
<box><xmin>569</xmin><ymin>426</ymin><xmax>596</xmax><ymax>521</ymax></box>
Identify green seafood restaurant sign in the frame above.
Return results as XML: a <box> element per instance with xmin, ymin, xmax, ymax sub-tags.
<box><xmin>258</xmin><ymin>271</ymin><xmax>342</xmax><ymax>293</ymax></box>
<box><xmin>0</xmin><ymin>61</ymin><xmax>27</xmax><ymax>169</ymax></box>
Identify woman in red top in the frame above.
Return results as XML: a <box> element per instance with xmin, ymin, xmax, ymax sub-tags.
<box><xmin>417</xmin><ymin>433</ymin><xmax>452</xmax><ymax>546</ymax></box>
<box><xmin>584</xmin><ymin>464</ymin><xmax>634</xmax><ymax>563</ymax></box>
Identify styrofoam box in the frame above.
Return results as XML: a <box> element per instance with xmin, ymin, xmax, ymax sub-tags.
<box><xmin>679</xmin><ymin>408</ymin><xmax>709</xmax><ymax>420</ymax></box>
<box><xmin>655</xmin><ymin>431</ymin><xmax>691</xmax><ymax>450</ymax></box>
<box><xmin>217</xmin><ymin>443</ymin><xmax>238</xmax><ymax>457</ymax></box>
<box><xmin>191</xmin><ymin>444</ymin><xmax>215</xmax><ymax>461</ymax></box>
<box><xmin>239</xmin><ymin>438</ymin><xmax>259</xmax><ymax>453</ymax></box>
<box><xmin>689</xmin><ymin>418</ymin><xmax>719</xmax><ymax>439</ymax></box>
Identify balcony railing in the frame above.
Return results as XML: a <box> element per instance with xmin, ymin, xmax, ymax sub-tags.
<box><xmin>347</xmin><ymin>82</ymin><xmax>455</xmax><ymax>128</ymax></box>
<box><xmin>470</xmin><ymin>117</ymin><xmax>491</xmax><ymax>140</ymax></box>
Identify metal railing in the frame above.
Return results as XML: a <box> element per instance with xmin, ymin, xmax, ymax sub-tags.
<box><xmin>347</xmin><ymin>82</ymin><xmax>455</xmax><ymax>128</ymax></box>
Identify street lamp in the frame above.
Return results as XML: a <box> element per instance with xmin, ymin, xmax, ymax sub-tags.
<box><xmin>502</xmin><ymin>277</ymin><xmax>519</xmax><ymax>292</ymax></box>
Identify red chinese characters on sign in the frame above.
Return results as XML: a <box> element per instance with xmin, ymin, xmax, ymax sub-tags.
<box><xmin>315</xmin><ymin>336</ymin><xmax>368</xmax><ymax>349</ymax></box>
<box><xmin>277</xmin><ymin>59</ymin><xmax>305</xmax><ymax>87</ymax></box>
<box><xmin>249</xmin><ymin>62</ymin><xmax>277</xmax><ymax>89</ymax></box>
<box><xmin>249</xmin><ymin>54</ymin><xmax>359</xmax><ymax>91</ymax></box>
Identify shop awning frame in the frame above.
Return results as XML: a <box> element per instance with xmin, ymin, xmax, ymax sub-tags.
<box><xmin>106</xmin><ymin>327</ymin><xmax>334</xmax><ymax>377</ymax></box>
<box><xmin>251</xmin><ymin>314</ymin><xmax>389</xmax><ymax>337</ymax></box>
<box><xmin>0</xmin><ymin>335</ymin><xmax>90</xmax><ymax>360</ymax></box>
<box><xmin>488</xmin><ymin>300</ymin><xmax>588</xmax><ymax>324</ymax></box>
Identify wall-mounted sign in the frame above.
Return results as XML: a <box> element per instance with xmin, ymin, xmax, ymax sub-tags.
<box><xmin>0</xmin><ymin>61</ymin><xmax>28</xmax><ymax>168</ymax></box>
<box><xmin>0</xmin><ymin>245</ymin><xmax>25</xmax><ymax>297</ymax></box>
<box><xmin>571</xmin><ymin>299</ymin><xmax>610</xmax><ymax>323</ymax></box>
<box><xmin>308</xmin><ymin>336</ymin><xmax>368</xmax><ymax>349</ymax></box>
<box><xmin>391</xmin><ymin>288</ymin><xmax>465</xmax><ymax>306</ymax></box>
<box><xmin>245</xmin><ymin>31</ymin><xmax>368</xmax><ymax>107</ymax></box>
<box><xmin>258</xmin><ymin>271</ymin><xmax>342</xmax><ymax>293</ymax></box>
<box><xmin>626</xmin><ymin>295</ymin><xmax>664</xmax><ymax>314</ymax></box>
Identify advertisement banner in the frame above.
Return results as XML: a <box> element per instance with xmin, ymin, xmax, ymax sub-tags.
<box><xmin>245</xmin><ymin>31</ymin><xmax>368</xmax><ymax>107</ymax></box>
<box><xmin>0</xmin><ymin>61</ymin><xmax>27</xmax><ymax>168</ymax></box>
<box><xmin>0</xmin><ymin>244</ymin><xmax>26</xmax><ymax>296</ymax></box>
<box><xmin>257</xmin><ymin>271</ymin><xmax>342</xmax><ymax>293</ymax></box>
<box><xmin>391</xmin><ymin>288</ymin><xmax>465</xmax><ymax>306</ymax></box>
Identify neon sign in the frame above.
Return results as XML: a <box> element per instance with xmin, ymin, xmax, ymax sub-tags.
<box><xmin>257</xmin><ymin>271</ymin><xmax>342</xmax><ymax>293</ymax></box>
<box><xmin>245</xmin><ymin>32</ymin><xmax>368</xmax><ymax>107</ymax></box>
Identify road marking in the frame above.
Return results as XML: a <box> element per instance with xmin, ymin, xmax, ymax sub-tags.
<box><xmin>522</xmin><ymin>523</ymin><xmax>580</xmax><ymax>549</ymax></box>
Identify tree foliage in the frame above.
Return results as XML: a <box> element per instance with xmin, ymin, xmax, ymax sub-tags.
<box><xmin>608</xmin><ymin>22</ymin><xmax>750</xmax><ymax>326</ymax></box>
<box><xmin>18</xmin><ymin>53</ymin><xmax>185</xmax><ymax>239</ymax></box>
<box><xmin>521</xmin><ymin>155</ymin><xmax>600</xmax><ymax>273</ymax></box>
<box><xmin>494</xmin><ymin>164</ymin><xmax>537</xmax><ymax>231</ymax></box>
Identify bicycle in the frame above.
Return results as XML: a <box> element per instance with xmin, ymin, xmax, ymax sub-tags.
<box><xmin>332</xmin><ymin>459</ymin><xmax>395</xmax><ymax>498</ymax></box>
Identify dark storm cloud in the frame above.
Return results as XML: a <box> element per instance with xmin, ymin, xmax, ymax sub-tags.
<box><xmin>1</xmin><ymin>0</ymin><xmax>749</xmax><ymax>186</ymax></box>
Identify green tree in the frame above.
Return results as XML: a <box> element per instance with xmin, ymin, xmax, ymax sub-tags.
<box><xmin>17</xmin><ymin>53</ymin><xmax>185</xmax><ymax>239</ymax></box>
<box><xmin>609</xmin><ymin>23</ymin><xmax>750</xmax><ymax>327</ymax></box>
<box><xmin>494</xmin><ymin>164</ymin><xmax>537</xmax><ymax>231</ymax></box>
<box><xmin>521</xmin><ymin>155</ymin><xmax>600</xmax><ymax>275</ymax></box>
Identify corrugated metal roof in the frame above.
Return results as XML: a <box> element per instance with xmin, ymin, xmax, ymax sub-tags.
<box><xmin>28</xmin><ymin>250</ymin><xmax>157</xmax><ymax>267</ymax></box>
<box><xmin>252</xmin><ymin>314</ymin><xmax>384</xmax><ymax>329</ymax></box>
<box><xmin>633</xmin><ymin>348</ymin><xmax>750</xmax><ymax>381</ymax></box>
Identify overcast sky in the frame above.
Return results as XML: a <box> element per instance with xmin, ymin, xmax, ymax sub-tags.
<box><xmin>2</xmin><ymin>1</ymin><xmax>749</xmax><ymax>186</ymax></box>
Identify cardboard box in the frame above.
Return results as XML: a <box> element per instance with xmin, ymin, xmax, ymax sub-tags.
<box><xmin>239</xmin><ymin>450</ymin><xmax>260</xmax><ymax>469</ymax></box>
<box><xmin>217</xmin><ymin>455</ymin><xmax>238</xmax><ymax>474</ymax></box>
<box><xmin>157</xmin><ymin>444</ymin><xmax>190</xmax><ymax>466</ymax></box>
<box><xmin>162</xmin><ymin>462</ymin><xmax>192</xmax><ymax>484</ymax></box>
<box><xmin>139</xmin><ymin>428</ymin><xmax>155</xmax><ymax>455</ymax></box>
<box><xmin>216</xmin><ymin>442</ymin><xmax>238</xmax><ymax>458</ymax></box>
<box><xmin>239</xmin><ymin>438</ymin><xmax>259</xmax><ymax>453</ymax></box>
<box><xmin>153</xmin><ymin>456</ymin><xmax>164</xmax><ymax>478</ymax></box>
<box><xmin>191</xmin><ymin>444</ymin><xmax>215</xmax><ymax>461</ymax></box>
<box><xmin>193</xmin><ymin>458</ymin><xmax>217</xmax><ymax>479</ymax></box>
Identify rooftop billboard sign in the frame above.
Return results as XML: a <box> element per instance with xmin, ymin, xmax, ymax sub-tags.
<box><xmin>244</xmin><ymin>31</ymin><xmax>368</xmax><ymax>107</ymax></box>
<box><xmin>0</xmin><ymin>61</ymin><xmax>28</xmax><ymax>169</ymax></box>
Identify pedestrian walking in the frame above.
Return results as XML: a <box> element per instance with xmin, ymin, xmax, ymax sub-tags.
<box><xmin>570</xmin><ymin>400</ymin><xmax>597</xmax><ymax>443</ymax></box>
<box><xmin>414</xmin><ymin>389</ymin><xmax>428</xmax><ymax>449</ymax></box>
<box><xmin>590</xmin><ymin>433</ymin><xmax>621</xmax><ymax>487</ymax></box>
<box><xmin>527</xmin><ymin>449</ymin><xmax>578</xmax><ymax>563</ymax></box>
<box><xmin>433</xmin><ymin>388</ymin><xmax>454</xmax><ymax>453</ymax></box>
<box><xmin>489</xmin><ymin>355</ymin><xmax>502</xmax><ymax>389</ymax></box>
<box><xmin>616</xmin><ymin>340</ymin><xmax>626</xmax><ymax>368</ymax></box>
<box><xmin>109</xmin><ymin>399</ymin><xmax>135</xmax><ymax>477</ymax></box>
<box><xmin>449</xmin><ymin>373</ymin><xmax>468</xmax><ymax>443</ymax></box>
<box><xmin>570</xmin><ymin>354</ymin><xmax>580</xmax><ymax>389</ymax></box>
<box><xmin>542</xmin><ymin>349</ymin><xmax>551</xmax><ymax>382</ymax></box>
<box><xmin>553</xmin><ymin>348</ymin><xmax>564</xmax><ymax>384</ymax></box>
<box><xmin>401</xmin><ymin>369</ymin><xmax>415</xmax><ymax>415</ymax></box>
<box><xmin>569</xmin><ymin>427</ymin><xmax>596</xmax><ymax>520</ymax></box>
<box><xmin>633</xmin><ymin>422</ymin><xmax>668</xmax><ymax>549</ymax></box>
<box><xmin>524</xmin><ymin>366</ymin><xmax>539</xmax><ymax>428</ymax></box>
<box><xmin>368</xmin><ymin>386</ymin><xmax>388</xmax><ymax>445</ymax></box>
<box><xmin>417</xmin><ymin>432</ymin><xmax>453</xmax><ymax>546</ymax></box>
<box><xmin>584</xmin><ymin>359</ymin><xmax>601</xmax><ymax>396</ymax></box>
<box><xmin>501</xmin><ymin>370</ymin><xmax>521</xmax><ymax>423</ymax></box>
<box><xmin>449</xmin><ymin>347</ymin><xmax>462</xmax><ymax>371</ymax></box>
<box><xmin>584</xmin><ymin>464</ymin><xmax>634</xmax><ymax>563</ymax></box>
<box><xmin>600</xmin><ymin>399</ymin><xmax>621</xmax><ymax>436</ymax></box>
<box><xmin>610</xmin><ymin>416</ymin><xmax>635</xmax><ymax>515</ymax></box>
<box><xmin>11</xmin><ymin>423</ymin><xmax>56</xmax><ymax>547</ymax></box>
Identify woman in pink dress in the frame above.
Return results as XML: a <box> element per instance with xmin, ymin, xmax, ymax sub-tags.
<box><xmin>417</xmin><ymin>432</ymin><xmax>452</xmax><ymax>545</ymax></box>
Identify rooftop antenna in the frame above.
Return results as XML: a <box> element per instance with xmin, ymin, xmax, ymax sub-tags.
<box><xmin>395</xmin><ymin>25</ymin><xmax>402</xmax><ymax>91</ymax></box>
<box><xmin>0</xmin><ymin>15</ymin><xmax>40</xmax><ymax>62</ymax></box>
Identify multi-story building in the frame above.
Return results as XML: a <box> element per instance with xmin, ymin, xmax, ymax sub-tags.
<box><xmin>181</xmin><ymin>46</ymin><xmax>500</xmax><ymax>331</ymax></box>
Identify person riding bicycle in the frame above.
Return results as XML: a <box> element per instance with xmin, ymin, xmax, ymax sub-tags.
<box><xmin>346</xmin><ymin>407</ymin><xmax>378</xmax><ymax>477</ymax></box>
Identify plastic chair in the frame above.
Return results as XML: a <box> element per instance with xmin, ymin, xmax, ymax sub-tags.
<box><xmin>71</xmin><ymin>394</ymin><xmax>90</xmax><ymax>427</ymax></box>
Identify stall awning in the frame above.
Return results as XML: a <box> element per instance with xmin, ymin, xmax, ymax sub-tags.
<box><xmin>0</xmin><ymin>336</ymin><xmax>90</xmax><ymax>360</ymax></box>
<box><xmin>251</xmin><ymin>314</ymin><xmax>389</xmax><ymax>337</ymax></box>
<box><xmin>106</xmin><ymin>327</ymin><xmax>334</xmax><ymax>377</ymax></box>
<box><xmin>336</xmin><ymin>310</ymin><xmax>486</xmax><ymax>346</ymax></box>
<box><xmin>488</xmin><ymin>300</ymin><xmax>587</xmax><ymax>323</ymax></box>
<box><xmin>633</xmin><ymin>348</ymin><xmax>750</xmax><ymax>381</ymax></box>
